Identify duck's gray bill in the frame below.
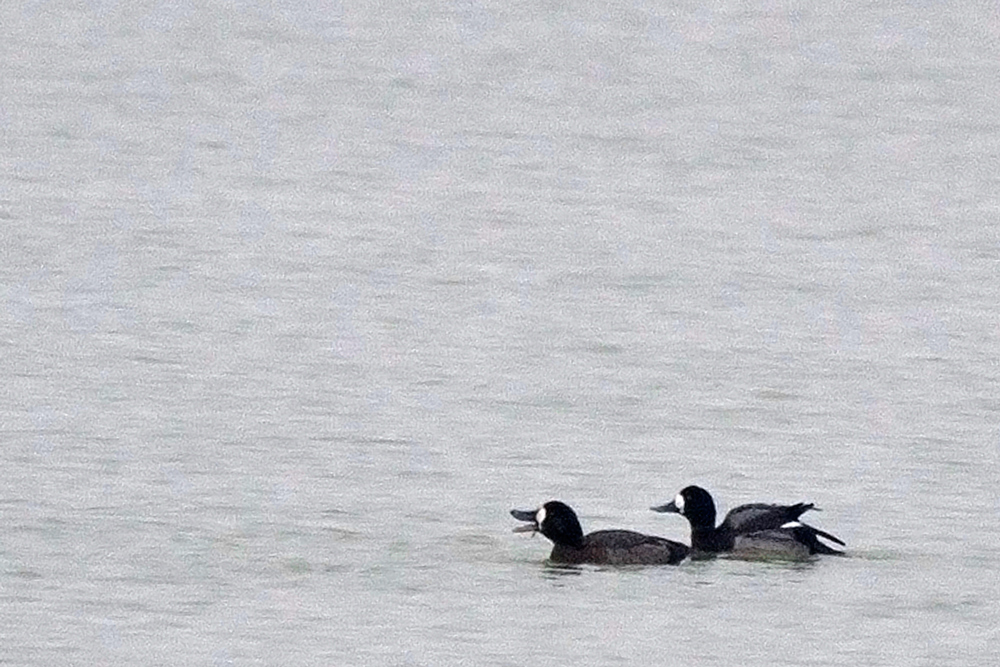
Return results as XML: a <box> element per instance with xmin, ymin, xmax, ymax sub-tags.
<box><xmin>510</xmin><ymin>508</ymin><xmax>538</xmax><ymax>533</ymax></box>
<box><xmin>650</xmin><ymin>500</ymin><xmax>680</xmax><ymax>513</ymax></box>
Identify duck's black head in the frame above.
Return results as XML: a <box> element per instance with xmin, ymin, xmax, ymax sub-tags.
<box><xmin>510</xmin><ymin>500</ymin><xmax>585</xmax><ymax>548</ymax></box>
<box><xmin>650</xmin><ymin>485</ymin><xmax>717</xmax><ymax>529</ymax></box>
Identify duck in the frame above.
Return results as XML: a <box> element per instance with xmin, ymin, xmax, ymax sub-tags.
<box><xmin>511</xmin><ymin>500</ymin><xmax>689</xmax><ymax>565</ymax></box>
<box><xmin>650</xmin><ymin>485</ymin><xmax>845</xmax><ymax>558</ymax></box>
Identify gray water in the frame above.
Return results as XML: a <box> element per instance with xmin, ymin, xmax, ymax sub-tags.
<box><xmin>2</xmin><ymin>1</ymin><xmax>999</xmax><ymax>665</ymax></box>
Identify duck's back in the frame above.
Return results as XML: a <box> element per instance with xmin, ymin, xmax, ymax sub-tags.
<box><xmin>551</xmin><ymin>530</ymin><xmax>688</xmax><ymax>565</ymax></box>
<box><xmin>721</xmin><ymin>502</ymin><xmax>815</xmax><ymax>535</ymax></box>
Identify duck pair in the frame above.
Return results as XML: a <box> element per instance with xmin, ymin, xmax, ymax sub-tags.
<box><xmin>511</xmin><ymin>485</ymin><xmax>845</xmax><ymax>565</ymax></box>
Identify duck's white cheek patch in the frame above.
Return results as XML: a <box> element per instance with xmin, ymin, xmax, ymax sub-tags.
<box><xmin>674</xmin><ymin>493</ymin><xmax>685</xmax><ymax>513</ymax></box>
<box><xmin>536</xmin><ymin>506</ymin><xmax>546</xmax><ymax>528</ymax></box>
<box><xmin>781</xmin><ymin>521</ymin><xmax>803</xmax><ymax>529</ymax></box>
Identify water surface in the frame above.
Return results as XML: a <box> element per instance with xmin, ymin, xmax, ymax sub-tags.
<box><xmin>2</xmin><ymin>1</ymin><xmax>998</xmax><ymax>665</ymax></box>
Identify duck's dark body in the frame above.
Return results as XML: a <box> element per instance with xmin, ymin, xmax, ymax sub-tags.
<box><xmin>731</xmin><ymin>525</ymin><xmax>844</xmax><ymax>558</ymax></box>
<box><xmin>652</xmin><ymin>486</ymin><xmax>844</xmax><ymax>558</ymax></box>
<box><xmin>512</xmin><ymin>501</ymin><xmax>689</xmax><ymax>565</ymax></box>
<box><xmin>551</xmin><ymin>529</ymin><xmax>689</xmax><ymax>565</ymax></box>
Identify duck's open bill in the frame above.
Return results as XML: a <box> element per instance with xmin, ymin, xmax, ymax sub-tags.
<box><xmin>510</xmin><ymin>508</ymin><xmax>538</xmax><ymax>533</ymax></box>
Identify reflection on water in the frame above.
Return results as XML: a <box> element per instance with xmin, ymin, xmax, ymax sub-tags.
<box><xmin>541</xmin><ymin>563</ymin><xmax>585</xmax><ymax>580</ymax></box>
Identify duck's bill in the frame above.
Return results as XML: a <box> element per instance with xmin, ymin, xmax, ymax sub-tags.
<box><xmin>650</xmin><ymin>500</ymin><xmax>680</xmax><ymax>513</ymax></box>
<box><xmin>510</xmin><ymin>508</ymin><xmax>539</xmax><ymax>533</ymax></box>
